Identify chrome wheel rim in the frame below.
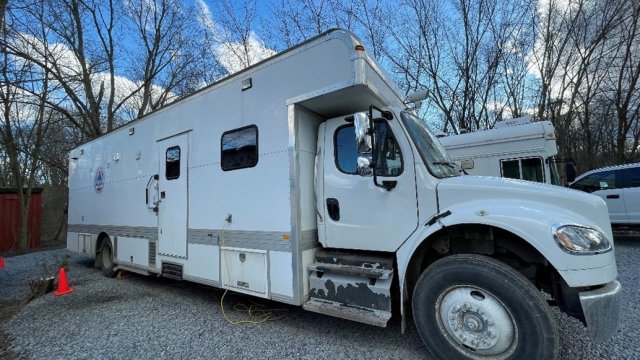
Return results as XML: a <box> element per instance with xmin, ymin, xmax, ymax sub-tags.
<box><xmin>436</xmin><ymin>285</ymin><xmax>518</xmax><ymax>358</ymax></box>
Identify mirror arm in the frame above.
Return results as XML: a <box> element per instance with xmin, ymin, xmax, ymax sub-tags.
<box><xmin>369</xmin><ymin>105</ymin><xmax>393</xmax><ymax>191</ymax></box>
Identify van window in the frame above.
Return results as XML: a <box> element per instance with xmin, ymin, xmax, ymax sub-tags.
<box><xmin>221</xmin><ymin>125</ymin><xmax>258</xmax><ymax>171</ymax></box>
<box><xmin>501</xmin><ymin>158</ymin><xmax>544</xmax><ymax>183</ymax></box>
<box><xmin>165</xmin><ymin>146</ymin><xmax>180</xmax><ymax>180</ymax></box>
<box><xmin>571</xmin><ymin>170</ymin><xmax>616</xmax><ymax>193</ymax></box>
<box><xmin>334</xmin><ymin>122</ymin><xmax>403</xmax><ymax>176</ymax></box>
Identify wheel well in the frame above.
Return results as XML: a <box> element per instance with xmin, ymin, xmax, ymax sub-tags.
<box><xmin>94</xmin><ymin>232</ymin><xmax>111</xmax><ymax>269</ymax></box>
<box><xmin>404</xmin><ymin>224</ymin><xmax>553</xmax><ymax>307</ymax></box>
<box><xmin>95</xmin><ymin>232</ymin><xmax>110</xmax><ymax>255</ymax></box>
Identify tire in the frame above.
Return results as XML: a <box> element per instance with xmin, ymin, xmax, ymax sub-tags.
<box><xmin>412</xmin><ymin>254</ymin><xmax>558</xmax><ymax>360</ymax></box>
<box><xmin>99</xmin><ymin>238</ymin><xmax>117</xmax><ymax>278</ymax></box>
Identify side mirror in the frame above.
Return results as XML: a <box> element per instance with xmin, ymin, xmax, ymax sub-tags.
<box><xmin>354</xmin><ymin>112</ymin><xmax>373</xmax><ymax>176</ymax></box>
<box><xmin>357</xmin><ymin>156</ymin><xmax>372</xmax><ymax>176</ymax></box>
<box><xmin>354</xmin><ymin>112</ymin><xmax>372</xmax><ymax>153</ymax></box>
<box><xmin>460</xmin><ymin>159</ymin><xmax>474</xmax><ymax>170</ymax></box>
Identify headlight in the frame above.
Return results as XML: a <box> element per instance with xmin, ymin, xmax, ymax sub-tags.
<box><xmin>553</xmin><ymin>224</ymin><xmax>612</xmax><ymax>254</ymax></box>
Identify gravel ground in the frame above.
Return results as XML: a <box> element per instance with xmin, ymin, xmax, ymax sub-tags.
<box><xmin>1</xmin><ymin>238</ymin><xmax>639</xmax><ymax>360</ymax></box>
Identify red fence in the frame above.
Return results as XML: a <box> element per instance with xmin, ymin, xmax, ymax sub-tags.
<box><xmin>0</xmin><ymin>188</ymin><xmax>42</xmax><ymax>252</ymax></box>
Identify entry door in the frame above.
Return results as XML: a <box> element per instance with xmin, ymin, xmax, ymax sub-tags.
<box><xmin>321</xmin><ymin>118</ymin><xmax>418</xmax><ymax>252</ymax></box>
<box><xmin>158</xmin><ymin>133</ymin><xmax>189</xmax><ymax>258</ymax></box>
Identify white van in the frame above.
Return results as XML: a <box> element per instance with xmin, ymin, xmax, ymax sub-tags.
<box><xmin>570</xmin><ymin>163</ymin><xmax>640</xmax><ymax>225</ymax></box>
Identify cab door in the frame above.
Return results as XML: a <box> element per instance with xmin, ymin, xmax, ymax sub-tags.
<box><xmin>571</xmin><ymin>170</ymin><xmax>628</xmax><ymax>223</ymax></box>
<box><xmin>320</xmin><ymin>117</ymin><xmax>418</xmax><ymax>252</ymax></box>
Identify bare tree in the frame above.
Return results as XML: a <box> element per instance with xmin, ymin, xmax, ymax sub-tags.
<box><xmin>125</xmin><ymin>0</ymin><xmax>212</xmax><ymax>117</ymax></box>
<box><xmin>1</xmin><ymin>8</ymin><xmax>57</xmax><ymax>249</ymax></box>
<box><xmin>608</xmin><ymin>1</ymin><xmax>640</xmax><ymax>162</ymax></box>
<box><xmin>5</xmin><ymin>0</ymin><xmax>211</xmax><ymax>139</ymax></box>
<box><xmin>532</xmin><ymin>0</ymin><xmax>633</xmax><ymax>166</ymax></box>
<box><xmin>386</xmin><ymin>0</ymin><xmax>536</xmax><ymax>133</ymax></box>
<box><xmin>265</xmin><ymin>0</ymin><xmax>349</xmax><ymax>49</ymax></box>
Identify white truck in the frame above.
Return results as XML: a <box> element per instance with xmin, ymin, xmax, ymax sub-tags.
<box><xmin>438</xmin><ymin>118</ymin><xmax>562</xmax><ymax>185</ymax></box>
<box><xmin>67</xmin><ymin>29</ymin><xmax>620</xmax><ymax>359</ymax></box>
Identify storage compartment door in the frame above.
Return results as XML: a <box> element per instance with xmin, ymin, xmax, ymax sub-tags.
<box><xmin>220</xmin><ymin>247</ymin><xmax>268</xmax><ymax>297</ymax></box>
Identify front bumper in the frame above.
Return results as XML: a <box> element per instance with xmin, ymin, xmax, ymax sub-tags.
<box><xmin>579</xmin><ymin>280</ymin><xmax>621</xmax><ymax>342</ymax></box>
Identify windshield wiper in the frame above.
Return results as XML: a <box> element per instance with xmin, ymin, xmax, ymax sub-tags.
<box><xmin>432</xmin><ymin>161</ymin><xmax>467</xmax><ymax>175</ymax></box>
<box><xmin>432</xmin><ymin>161</ymin><xmax>456</xmax><ymax>169</ymax></box>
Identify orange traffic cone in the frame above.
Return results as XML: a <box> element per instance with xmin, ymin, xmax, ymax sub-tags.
<box><xmin>54</xmin><ymin>267</ymin><xmax>74</xmax><ymax>296</ymax></box>
<box><xmin>0</xmin><ymin>256</ymin><xmax>4</xmax><ymax>269</ymax></box>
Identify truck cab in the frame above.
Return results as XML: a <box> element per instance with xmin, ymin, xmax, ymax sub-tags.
<box><xmin>309</xmin><ymin>105</ymin><xmax>620</xmax><ymax>359</ymax></box>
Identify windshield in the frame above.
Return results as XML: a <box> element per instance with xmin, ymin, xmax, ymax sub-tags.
<box><xmin>400</xmin><ymin>110</ymin><xmax>459</xmax><ymax>178</ymax></box>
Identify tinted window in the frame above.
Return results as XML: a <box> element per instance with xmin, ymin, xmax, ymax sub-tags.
<box><xmin>521</xmin><ymin>158</ymin><xmax>544</xmax><ymax>182</ymax></box>
<box><xmin>221</xmin><ymin>126</ymin><xmax>258</xmax><ymax>171</ymax></box>
<box><xmin>166</xmin><ymin>146</ymin><xmax>180</xmax><ymax>180</ymax></box>
<box><xmin>335</xmin><ymin>122</ymin><xmax>403</xmax><ymax>176</ymax></box>
<box><xmin>501</xmin><ymin>160</ymin><xmax>520</xmax><ymax>179</ymax></box>
<box><xmin>500</xmin><ymin>158</ymin><xmax>544</xmax><ymax>183</ymax></box>
<box><xmin>375</xmin><ymin>122</ymin><xmax>403</xmax><ymax>176</ymax></box>
<box><xmin>571</xmin><ymin>170</ymin><xmax>615</xmax><ymax>193</ymax></box>
<box><xmin>619</xmin><ymin>167</ymin><xmax>640</xmax><ymax>189</ymax></box>
<box><xmin>335</xmin><ymin>126</ymin><xmax>358</xmax><ymax>174</ymax></box>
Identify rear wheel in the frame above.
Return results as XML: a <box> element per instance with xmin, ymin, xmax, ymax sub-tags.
<box><xmin>99</xmin><ymin>238</ymin><xmax>117</xmax><ymax>278</ymax></box>
<box><xmin>412</xmin><ymin>254</ymin><xmax>557</xmax><ymax>360</ymax></box>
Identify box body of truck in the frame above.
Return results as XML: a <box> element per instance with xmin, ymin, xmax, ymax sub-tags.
<box><xmin>67</xmin><ymin>29</ymin><xmax>620</xmax><ymax>359</ymax></box>
<box><xmin>67</xmin><ymin>30</ymin><xmax>404</xmax><ymax>305</ymax></box>
<box><xmin>438</xmin><ymin>120</ymin><xmax>561</xmax><ymax>185</ymax></box>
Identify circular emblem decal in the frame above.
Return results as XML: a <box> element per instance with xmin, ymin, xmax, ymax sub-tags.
<box><xmin>94</xmin><ymin>167</ymin><xmax>105</xmax><ymax>193</ymax></box>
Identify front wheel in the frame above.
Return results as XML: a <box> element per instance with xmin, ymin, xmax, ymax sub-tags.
<box><xmin>412</xmin><ymin>254</ymin><xmax>558</xmax><ymax>360</ymax></box>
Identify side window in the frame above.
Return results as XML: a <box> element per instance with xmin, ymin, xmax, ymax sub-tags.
<box><xmin>375</xmin><ymin>122</ymin><xmax>403</xmax><ymax>176</ymax></box>
<box><xmin>335</xmin><ymin>126</ymin><xmax>358</xmax><ymax>174</ymax></box>
<box><xmin>334</xmin><ymin>121</ymin><xmax>403</xmax><ymax>176</ymax></box>
<box><xmin>165</xmin><ymin>146</ymin><xmax>180</xmax><ymax>180</ymax></box>
<box><xmin>221</xmin><ymin>125</ymin><xmax>258</xmax><ymax>171</ymax></box>
<box><xmin>521</xmin><ymin>158</ymin><xmax>544</xmax><ymax>182</ymax></box>
<box><xmin>501</xmin><ymin>160</ymin><xmax>520</xmax><ymax>180</ymax></box>
<box><xmin>571</xmin><ymin>170</ymin><xmax>615</xmax><ymax>193</ymax></box>
<box><xmin>500</xmin><ymin>158</ymin><xmax>544</xmax><ymax>183</ymax></box>
<box><xmin>619</xmin><ymin>167</ymin><xmax>640</xmax><ymax>189</ymax></box>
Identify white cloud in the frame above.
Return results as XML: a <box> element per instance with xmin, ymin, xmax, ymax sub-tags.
<box><xmin>195</xmin><ymin>0</ymin><xmax>276</xmax><ymax>74</ymax></box>
<box><xmin>10</xmin><ymin>32</ymin><xmax>176</xmax><ymax>124</ymax></box>
<box><xmin>214</xmin><ymin>32</ymin><xmax>277</xmax><ymax>74</ymax></box>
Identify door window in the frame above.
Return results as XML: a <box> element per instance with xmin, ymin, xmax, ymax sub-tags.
<box><xmin>571</xmin><ymin>170</ymin><xmax>616</xmax><ymax>193</ymax></box>
<box><xmin>165</xmin><ymin>146</ymin><xmax>180</xmax><ymax>180</ymax></box>
<box><xmin>334</xmin><ymin>122</ymin><xmax>403</xmax><ymax>176</ymax></box>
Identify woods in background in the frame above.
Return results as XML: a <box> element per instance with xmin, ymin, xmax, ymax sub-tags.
<box><xmin>1</xmin><ymin>0</ymin><xmax>640</xmax><ymax>249</ymax></box>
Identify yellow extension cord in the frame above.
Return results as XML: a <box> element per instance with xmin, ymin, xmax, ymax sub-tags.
<box><xmin>219</xmin><ymin>221</ymin><xmax>287</xmax><ymax>324</ymax></box>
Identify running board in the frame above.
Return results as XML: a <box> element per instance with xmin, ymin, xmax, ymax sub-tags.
<box><xmin>303</xmin><ymin>298</ymin><xmax>391</xmax><ymax>327</ymax></box>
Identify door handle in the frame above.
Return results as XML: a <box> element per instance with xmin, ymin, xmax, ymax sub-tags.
<box><xmin>161</xmin><ymin>191</ymin><xmax>166</xmax><ymax>199</ymax></box>
<box><xmin>326</xmin><ymin>198</ymin><xmax>340</xmax><ymax>221</ymax></box>
<box><xmin>606</xmin><ymin>194</ymin><xmax>620</xmax><ymax>199</ymax></box>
